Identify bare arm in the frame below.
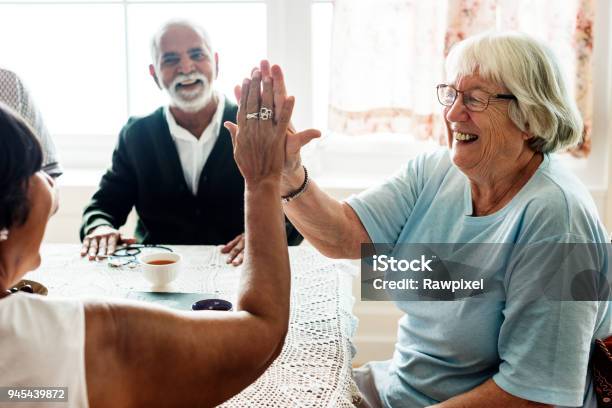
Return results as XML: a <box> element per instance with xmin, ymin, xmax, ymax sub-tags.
<box><xmin>281</xmin><ymin>166</ymin><xmax>370</xmax><ymax>259</ymax></box>
<box><xmin>84</xmin><ymin>183</ymin><xmax>288</xmax><ymax>408</ymax></box>
<box><xmin>270</xmin><ymin>63</ymin><xmax>369</xmax><ymax>259</ymax></box>
<box><xmin>85</xmin><ymin>69</ymin><xmax>293</xmax><ymax>408</ymax></box>
<box><xmin>428</xmin><ymin>379</ymin><xmax>552</xmax><ymax>408</ymax></box>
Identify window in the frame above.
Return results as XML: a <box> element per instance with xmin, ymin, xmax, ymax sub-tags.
<box><xmin>0</xmin><ymin>4</ymin><xmax>127</xmax><ymax>137</ymax></box>
<box><xmin>307</xmin><ymin>0</ymin><xmax>612</xmax><ymax>196</ymax></box>
<box><xmin>0</xmin><ymin>0</ymin><xmax>268</xmax><ymax>174</ymax></box>
<box><xmin>0</xmin><ymin>0</ymin><xmax>609</xmax><ymax>197</ymax></box>
<box><xmin>312</xmin><ymin>1</ymin><xmax>332</xmax><ymax>131</ymax></box>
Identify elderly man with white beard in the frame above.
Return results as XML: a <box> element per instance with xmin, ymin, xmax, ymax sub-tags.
<box><xmin>80</xmin><ymin>19</ymin><xmax>302</xmax><ymax>263</ymax></box>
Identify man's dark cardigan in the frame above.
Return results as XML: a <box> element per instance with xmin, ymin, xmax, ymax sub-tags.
<box><xmin>80</xmin><ymin>102</ymin><xmax>303</xmax><ymax>245</ymax></box>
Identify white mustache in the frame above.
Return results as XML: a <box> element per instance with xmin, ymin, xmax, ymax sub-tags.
<box><xmin>170</xmin><ymin>72</ymin><xmax>208</xmax><ymax>91</ymax></box>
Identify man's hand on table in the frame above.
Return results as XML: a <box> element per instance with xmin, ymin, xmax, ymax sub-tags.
<box><xmin>221</xmin><ymin>233</ymin><xmax>245</xmax><ymax>266</ymax></box>
<box><xmin>80</xmin><ymin>225</ymin><xmax>136</xmax><ymax>261</ymax></box>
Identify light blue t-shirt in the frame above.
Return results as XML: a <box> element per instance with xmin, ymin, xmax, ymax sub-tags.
<box><xmin>347</xmin><ymin>148</ymin><xmax>612</xmax><ymax>407</ymax></box>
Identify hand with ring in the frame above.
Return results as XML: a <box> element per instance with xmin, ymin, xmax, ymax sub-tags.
<box><xmin>233</xmin><ymin>61</ymin><xmax>321</xmax><ymax>195</ymax></box>
<box><xmin>224</xmin><ymin>68</ymin><xmax>295</xmax><ymax>185</ymax></box>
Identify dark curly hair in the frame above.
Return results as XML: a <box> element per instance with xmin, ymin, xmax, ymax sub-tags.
<box><xmin>0</xmin><ymin>102</ymin><xmax>43</xmax><ymax>232</ymax></box>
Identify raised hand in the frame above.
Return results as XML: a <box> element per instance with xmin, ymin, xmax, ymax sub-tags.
<box><xmin>233</xmin><ymin>61</ymin><xmax>321</xmax><ymax>192</ymax></box>
<box><xmin>224</xmin><ymin>69</ymin><xmax>295</xmax><ymax>186</ymax></box>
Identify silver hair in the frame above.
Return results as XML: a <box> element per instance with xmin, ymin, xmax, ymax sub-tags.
<box><xmin>445</xmin><ymin>31</ymin><xmax>583</xmax><ymax>153</ymax></box>
<box><xmin>150</xmin><ymin>19</ymin><xmax>214</xmax><ymax>68</ymax></box>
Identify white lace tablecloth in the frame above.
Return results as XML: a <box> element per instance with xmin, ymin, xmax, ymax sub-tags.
<box><xmin>27</xmin><ymin>244</ymin><xmax>359</xmax><ymax>407</ymax></box>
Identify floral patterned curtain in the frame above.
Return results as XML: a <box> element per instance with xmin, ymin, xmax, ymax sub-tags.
<box><xmin>328</xmin><ymin>0</ymin><xmax>595</xmax><ymax>156</ymax></box>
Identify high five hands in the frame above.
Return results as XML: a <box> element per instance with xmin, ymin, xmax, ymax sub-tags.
<box><xmin>230</xmin><ymin>61</ymin><xmax>321</xmax><ymax>193</ymax></box>
<box><xmin>225</xmin><ymin>67</ymin><xmax>293</xmax><ymax>187</ymax></box>
<box><xmin>222</xmin><ymin>61</ymin><xmax>321</xmax><ymax>266</ymax></box>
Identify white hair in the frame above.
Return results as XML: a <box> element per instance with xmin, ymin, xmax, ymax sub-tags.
<box><xmin>445</xmin><ymin>31</ymin><xmax>583</xmax><ymax>153</ymax></box>
<box><xmin>150</xmin><ymin>19</ymin><xmax>214</xmax><ymax>68</ymax></box>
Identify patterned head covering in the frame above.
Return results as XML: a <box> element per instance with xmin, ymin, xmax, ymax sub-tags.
<box><xmin>0</xmin><ymin>68</ymin><xmax>62</xmax><ymax>177</ymax></box>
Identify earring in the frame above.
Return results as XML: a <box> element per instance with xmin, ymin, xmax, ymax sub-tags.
<box><xmin>0</xmin><ymin>228</ymin><xmax>9</xmax><ymax>241</ymax></box>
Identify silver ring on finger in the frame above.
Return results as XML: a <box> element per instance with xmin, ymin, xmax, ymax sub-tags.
<box><xmin>246</xmin><ymin>112</ymin><xmax>259</xmax><ymax>120</ymax></box>
<box><xmin>259</xmin><ymin>107</ymin><xmax>273</xmax><ymax>121</ymax></box>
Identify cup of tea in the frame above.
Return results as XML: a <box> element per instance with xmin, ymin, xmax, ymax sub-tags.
<box><xmin>138</xmin><ymin>252</ymin><xmax>182</xmax><ymax>287</ymax></box>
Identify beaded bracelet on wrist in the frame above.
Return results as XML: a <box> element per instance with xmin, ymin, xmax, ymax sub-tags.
<box><xmin>281</xmin><ymin>165</ymin><xmax>309</xmax><ymax>204</ymax></box>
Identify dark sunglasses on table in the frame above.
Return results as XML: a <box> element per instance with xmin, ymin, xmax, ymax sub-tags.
<box><xmin>436</xmin><ymin>84</ymin><xmax>516</xmax><ymax>112</ymax></box>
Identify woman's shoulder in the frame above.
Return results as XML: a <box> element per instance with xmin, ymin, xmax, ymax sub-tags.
<box><xmin>379</xmin><ymin>148</ymin><xmax>456</xmax><ymax>201</ymax></box>
<box><xmin>0</xmin><ymin>293</ymin><xmax>83</xmax><ymax>337</ymax></box>
<box><xmin>0</xmin><ymin>293</ymin><xmax>86</xmax><ymax>397</ymax></box>
<box><xmin>516</xmin><ymin>154</ymin><xmax>606</xmax><ymax>242</ymax></box>
<box><xmin>527</xmin><ymin>154</ymin><xmax>598</xmax><ymax>214</ymax></box>
<box><xmin>414</xmin><ymin>147</ymin><xmax>452</xmax><ymax>168</ymax></box>
<box><xmin>399</xmin><ymin>147</ymin><xmax>454</xmax><ymax>183</ymax></box>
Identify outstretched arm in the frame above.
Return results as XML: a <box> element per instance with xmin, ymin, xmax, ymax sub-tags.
<box><xmin>428</xmin><ymin>379</ymin><xmax>552</xmax><ymax>408</ymax></box>
<box><xmin>282</xmin><ymin>167</ymin><xmax>370</xmax><ymax>259</ymax></box>
<box><xmin>85</xmin><ymin>69</ymin><xmax>294</xmax><ymax>408</ymax></box>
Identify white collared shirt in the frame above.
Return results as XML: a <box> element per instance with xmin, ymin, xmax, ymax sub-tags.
<box><xmin>164</xmin><ymin>93</ymin><xmax>225</xmax><ymax>195</ymax></box>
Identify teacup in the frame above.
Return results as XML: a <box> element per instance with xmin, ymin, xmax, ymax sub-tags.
<box><xmin>138</xmin><ymin>252</ymin><xmax>182</xmax><ymax>287</ymax></box>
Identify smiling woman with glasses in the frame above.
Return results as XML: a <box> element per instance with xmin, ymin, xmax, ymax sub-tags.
<box><xmin>264</xmin><ymin>31</ymin><xmax>611</xmax><ymax>408</ymax></box>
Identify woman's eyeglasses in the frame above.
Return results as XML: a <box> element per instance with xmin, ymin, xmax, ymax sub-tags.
<box><xmin>436</xmin><ymin>84</ymin><xmax>516</xmax><ymax>112</ymax></box>
<box><xmin>107</xmin><ymin>244</ymin><xmax>174</xmax><ymax>268</ymax></box>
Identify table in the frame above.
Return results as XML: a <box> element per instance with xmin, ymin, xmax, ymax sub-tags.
<box><xmin>27</xmin><ymin>244</ymin><xmax>360</xmax><ymax>407</ymax></box>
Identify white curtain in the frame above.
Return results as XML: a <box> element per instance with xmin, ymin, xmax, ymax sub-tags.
<box><xmin>328</xmin><ymin>0</ymin><xmax>595</xmax><ymax>155</ymax></box>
